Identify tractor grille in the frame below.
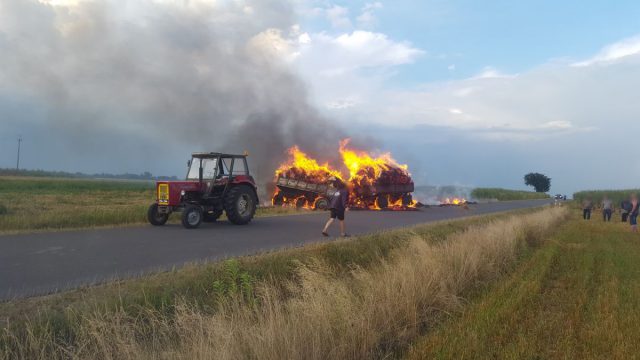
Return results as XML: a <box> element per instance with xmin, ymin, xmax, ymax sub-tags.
<box><xmin>158</xmin><ymin>184</ymin><xmax>169</xmax><ymax>205</ymax></box>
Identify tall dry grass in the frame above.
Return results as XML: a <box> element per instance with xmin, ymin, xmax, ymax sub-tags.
<box><xmin>2</xmin><ymin>207</ymin><xmax>567</xmax><ymax>360</ymax></box>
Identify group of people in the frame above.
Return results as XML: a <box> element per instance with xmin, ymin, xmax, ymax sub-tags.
<box><xmin>582</xmin><ymin>194</ymin><xmax>639</xmax><ymax>231</ymax></box>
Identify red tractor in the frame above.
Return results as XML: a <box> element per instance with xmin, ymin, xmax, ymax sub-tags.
<box><xmin>147</xmin><ymin>152</ymin><xmax>259</xmax><ymax>229</ymax></box>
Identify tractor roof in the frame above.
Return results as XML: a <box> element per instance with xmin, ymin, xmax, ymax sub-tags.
<box><xmin>191</xmin><ymin>152</ymin><xmax>247</xmax><ymax>159</ymax></box>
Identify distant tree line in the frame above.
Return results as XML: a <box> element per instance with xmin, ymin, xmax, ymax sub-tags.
<box><xmin>0</xmin><ymin>168</ymin><xmax>178</xmax><ymax>181</ymax></box>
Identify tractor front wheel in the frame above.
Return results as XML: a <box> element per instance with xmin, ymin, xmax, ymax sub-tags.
<box><xmin>225</xmin><ymin>185</ymin><xmax>257</xmax><ymax>225</ymax></box>
<box><xmin>148</xmin><ymin>203</ymin><xmax>169</xmax><ymax>226</ymax></box>
<box><xmin>181</xmin><ymin>205</ymin><xmax>203</xmax><ymax>229</ymax></box>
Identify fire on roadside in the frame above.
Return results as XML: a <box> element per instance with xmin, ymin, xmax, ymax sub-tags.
<box><xmin>272</xmin><ymin>140</ymin><xmax>418</xmax><ymax>211</ymax></box>
<box><xmin>272</xmin><ymin>146</ymin><xmax>343</xmax><ymax>209</ymax></box>
<box><xmin>439</xmin><ymin>197</ymin><xmax>467</xmax><ymax>206</ymax></box>
<box><xmin>339</xmin><ymin>139</ymin><xmax>416</xmax><ymax>210</ymax></box>
<box><xmin>274</xmin><ymin>146</ymin><xmax>343</xmax><ymax>183</ymax></box>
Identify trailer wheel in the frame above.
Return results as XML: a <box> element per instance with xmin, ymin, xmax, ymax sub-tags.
<box><xmin>272</xmin><ymin>192</ymin><xmax>284</xmax><ymax>206</ymax></box>
<box><xmin>295</xmin><ymin>197</ymin><xmax>307</xmax><ymax>209</ymax></box>
<box><xmin>148</xmin><ymin>204</ymin><xmax>169</xmax><ymax>226</ymax></box>
<box><xmin>181</xmin><ymin>205</ymin><xmax>203</xmax><ymax>229</ymax></box>
<box><xmin>314</xmin><ymin>197</ymin><xmax>329</xmax><ymax>211</ymax></box>
<box><xmin>402</xmin><ymin>194</ymin><xmax>413</xmax><ymax>207</ymax></box>
<box><xmin>376</xmin><ymin>194</ymin><xmax>388</xmax><ymax>209</ymax></box>
<box><xmin>225</xmin><ymin>185</ymin><xmax>256</xmax><ymax>225</ymax></box>
<box><xmin>203</xmin><ymin>210</ymin><xmax>223</xmax><ymax>223</ymax></box>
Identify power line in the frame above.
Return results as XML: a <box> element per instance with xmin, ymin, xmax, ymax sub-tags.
<box><xmin>16</xmin><ymin>135</ymin><xmax>22</xmax><ymax>170</ymax></box>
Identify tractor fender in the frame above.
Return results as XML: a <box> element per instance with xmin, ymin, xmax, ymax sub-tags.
<box><xmin>230</xmin><ymin>181</ymin><xmax>259</xmax><ymax>203</ymax></box>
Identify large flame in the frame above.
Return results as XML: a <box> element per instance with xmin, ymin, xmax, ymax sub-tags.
<box><xmin>275</xmin><ymin>146</ymin><xmax>343</xmax><ymax>182</ymax></box>
<box><xmin>339</xmin><ymin>139</ymin><xmax>408</xmax><ymax>180</ymax></box>
<box><xmin>272</xmin><ymin>141</ymin><xmax>416</xmax><ymax>211</ymax></box>
<box><xmin>272</xmin><ymin>146</ymin><xmax>343</xmax><ymax>209</ymax></box>
<box><xmin>340</xmin><ymin>139</ymin><xmax>414</xmax><ymax>209</ymax></box>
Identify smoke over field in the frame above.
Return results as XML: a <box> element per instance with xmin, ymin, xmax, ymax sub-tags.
<box><xmin>0</xmin><ymin>0</ymin><xmax>344</xmax><ymax>187</ymax></box>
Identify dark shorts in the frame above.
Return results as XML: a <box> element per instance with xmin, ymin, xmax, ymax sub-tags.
<box><xmin>631</xmin><ymin>213</ymin><xmax>638</xmax><ymax>225</ymax></box>
<box><xmin>330</xmin><ymin>208</ymin><xmax>345</xmax><ymax>221</ymax></box>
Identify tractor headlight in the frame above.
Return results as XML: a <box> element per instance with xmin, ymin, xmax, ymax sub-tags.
<box><xmin>180</xmin><ymin>190</ymin><xmax>186</xmax><ymax>196</ymax></box>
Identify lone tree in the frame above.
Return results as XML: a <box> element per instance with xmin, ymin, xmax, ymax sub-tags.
<box><xmin>524</xmin><ymin>172</ymin><xmax>551</xmax><ymax>193</ymax></box>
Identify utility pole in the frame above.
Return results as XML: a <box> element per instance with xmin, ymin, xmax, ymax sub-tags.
<box><xmin>16</xmin><ymin>135</ymin><xmax>22</xmax><ymax>170</ymax></box>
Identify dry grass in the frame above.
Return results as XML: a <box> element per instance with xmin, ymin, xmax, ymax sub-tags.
<box><xmin>1</xmin><ymin>207</ymin><xmax>567</xmax><ymax>359</ymax></box>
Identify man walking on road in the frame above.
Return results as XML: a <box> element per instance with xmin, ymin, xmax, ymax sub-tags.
<box><xmin>322</xmin><ymin>178</ymin><xmax>350</xmax><ymax>237</ymax></box>
<box><xmin>602</xmin><ymin>196</ymin><xmax>614</xmax><ymax>222</ymax></box>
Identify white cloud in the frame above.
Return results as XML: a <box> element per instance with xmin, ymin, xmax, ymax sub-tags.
<box><xmin>286</xmin><ymin>33</ymin><xmax>640</xmax><ymax>142</ymax></box>
<box><xmin>572</xmin><ymin>34</ymin><xmax>640</xmax><ymax>67</ymax></box>
<box><xmin>356</xmin><ymin>2</ymin><xmax>383</xmax><ymax>29</ymax></box>
<box><xmin>325</xmin><ymin>5</ymin><xmax>352</xmax><ymax>29</ymax></box>
<box><xmin>471</xmin><ymin>66</ymin><xmax>517</xmax><ymax>79</ymax></box>
<box><xmin>291</xmin><ymin>30</ymin><xmax>423</xmax><ymax>111</ymax></box>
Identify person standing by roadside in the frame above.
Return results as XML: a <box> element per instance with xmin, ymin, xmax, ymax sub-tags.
<box><xmin>621</xmin><ymin>199</ymin><xmax>632</xmax><ymax>222</ymax></box>
<box><xmin>322</xmin><ymin>178</ymin><xmax>350</xmax><ymax>237</ymax></box>
<box><xmin>602</xmin><ymin>195</ymin><xmax>614</xmax><ymax>222</ymax></box>
<box><xmin>582</xmin><ymin>197</ymin><xmax>593</xmax><ymax>220</ymax></box>
<box><xmin>630</xmin><ymin>194</ymin><xmax>639</xmax><ymax>232</ymax></box>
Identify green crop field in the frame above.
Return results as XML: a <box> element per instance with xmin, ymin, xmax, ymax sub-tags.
<box><xmin>573</xmin><ymin>189</ymin><xmax>640</xmax><ymax>205</ymax></box>
<box><xmin>0</xmin><ymin>176</ymin><xmax>299</xmax><ymax>234</ymax></box>
<box><xmin>471</xmin><ymin>187</ymin><xmax>550</xmax><ymax>201</ymax></box>
<box><xmin>408</xmin><ymin>209</ymin><xmax>640</xmax><ymax>359</ymax></box>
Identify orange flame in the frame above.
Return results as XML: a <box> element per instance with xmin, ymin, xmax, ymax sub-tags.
<box><xmin>441</xmin><ymin>197</ymin><xmax>466</xmax><ymax>205</ymax></box>
<box><xmin>275</xmin><ymin>146</ymin><xmax>343</xmax><ymax>181</ymax></box>
<box><xmin>339</xmin><ymin>139</ymin><xmax>414</xmax><ymax>210</ymax></box>
<box><xmin>272</xmin><ymin>141</ymin><xmax>416</xmax><ymax>211</ymax></box>
<box><xmin>339</xmin><ymin>139</ymin><xmax>408</xmax><ymax>180</ymax></box>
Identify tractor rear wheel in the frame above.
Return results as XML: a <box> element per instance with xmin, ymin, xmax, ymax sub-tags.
<box><xmin>203</xmin><ymin>210</ymin><xmax>223</xmax><ymax>223</ymax></box>
<box><xmin>148</xmin><ymin>203</ymin><xmax>169</xmax><ymax>226</ymax></box>
<box><xmin>224</xmin><ymin>185</ymin><xmax>256</xmax><ymax>225</ymax></box>
<box><xmin>181</xmin><ymin>205</ymin><xmax>203</xmax><ymax>229</ymax></box>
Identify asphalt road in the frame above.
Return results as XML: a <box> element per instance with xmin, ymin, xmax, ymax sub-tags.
<box><xmin>0</xmin><ymin>199</ymin><xmax>550</xmax><ymax>300</ymax></box>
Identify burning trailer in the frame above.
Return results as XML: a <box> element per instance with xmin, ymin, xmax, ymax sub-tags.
<box><xmin>271</xmin><ymin>146</ymin><xmax>342</xmax><ymax>210</ymax></box>
<box><xmin>340</xmin><ymin>139</ymin><xmax>415</xmax><ymax>210</ymax></box>
<box><xmin>271</xmin><ymin>140</ymin><xmax>417</xmax><ymax>211</ymax></box>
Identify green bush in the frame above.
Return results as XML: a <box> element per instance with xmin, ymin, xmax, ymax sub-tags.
<box><xmin>0</xmin><ymin>204</ymin><xmax>8</xmax><ymax>215</ymax></box>
<box><xmin>472</xmin><ymin>188</ymin><xmax>549</xmax><ymax>201</ymax></box>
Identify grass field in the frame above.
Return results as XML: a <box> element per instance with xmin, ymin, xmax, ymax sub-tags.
<box><xmin>407</xmin><ymin>209</ymin><xmax>640</xmax><ymax>359</ymax></box>
<box><xmin>0</xmin><ymin>176</ymin><xmax>300</xmax><ymax>233</ymax></box>
<box><xmin>573</xmin><ymin>189</ymin><xmax>640</xmax><ymax>205</ymax></box>
<box><xmin>0</xmin><ymin>206</ymin><xmax>563</xmax><ymax>359</ymax></box>
<box><xmin>472</xmin><ymin>187</ymin><xmax>549</xmax><ymax>201</ymax></box>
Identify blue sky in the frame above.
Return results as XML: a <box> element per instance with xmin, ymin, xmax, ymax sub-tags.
<box><xmin>1</xmin><ymin>0</ymin><xmax>640</xmax><ymax>196</ymax></box>
<box><xmin>303</xmin><ymin>0</ymin><xmax>640</xmax><ymax>81</ymax></box>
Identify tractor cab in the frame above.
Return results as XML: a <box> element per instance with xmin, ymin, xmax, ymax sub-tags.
<box><xmin>148</xmin><ymin>152</ymin><xmax>259</xmax><ymax>229</ymax></box>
